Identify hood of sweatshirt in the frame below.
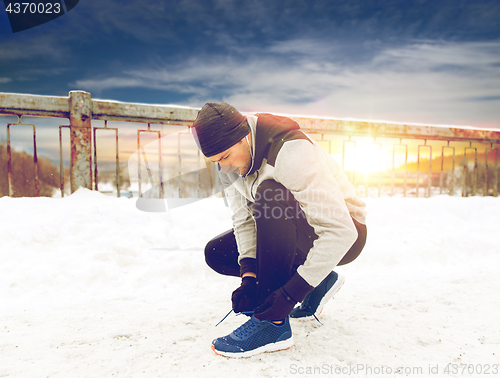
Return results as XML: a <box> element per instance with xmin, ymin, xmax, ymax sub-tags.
<box><xmin>245</xmin><ymin>113</ymin><xmax>309</xmax><ymax>177</ymax></box>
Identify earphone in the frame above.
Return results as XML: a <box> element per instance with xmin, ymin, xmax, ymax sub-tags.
<box><xmin>246</xmin><ymin>134</ymin><xmax>253</xmax><ymax>159</ymax></box>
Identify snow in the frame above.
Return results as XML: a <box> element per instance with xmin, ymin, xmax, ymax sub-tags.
<box><xmin>1</xmin><ymin>190</ymin><xmax>499</xmax><ymax>378</ymax></box>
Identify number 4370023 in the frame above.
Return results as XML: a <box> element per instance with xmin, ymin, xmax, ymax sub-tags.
<box><xmin>444</xmin><ymin>364</ymin><xmax>499</xmax><ymax>375</ymax></box>
<box><xmin>5</xmin><ymin>2</ymin><xmax>62</xmax><ymax>14</ymax></box>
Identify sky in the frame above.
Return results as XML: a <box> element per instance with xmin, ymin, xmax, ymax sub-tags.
<box><xmin>1</xmin><ymin>0</ymin><xmax>500</xmax><ymax>129</ymax></box>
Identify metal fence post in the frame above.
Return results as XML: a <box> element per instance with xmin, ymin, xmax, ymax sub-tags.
<box><xmin>69</xmin><ymin>91</ymin><xmax>92</xmax><ymax>193</ymax></box>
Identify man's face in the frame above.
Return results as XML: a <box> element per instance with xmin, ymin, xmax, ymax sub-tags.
<box><xmin>208</xmin><ymin>136</ymin><xmax>252</xmax><ymax>175</ymax></box>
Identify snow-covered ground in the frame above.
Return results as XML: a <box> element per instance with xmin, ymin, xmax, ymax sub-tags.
<box><xmin>1</xmin><ymin>190</ymin><xmax>499</xmax><ymax>378</ymax></box>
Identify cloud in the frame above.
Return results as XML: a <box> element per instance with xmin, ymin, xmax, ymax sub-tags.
<box><xmin>0</xmin><ymin>35</ymin><xmax>68</xmax><ymax>64</ymax></box>
<box><xmin>71</xmin><ymin>39</ymin><xmax>500</xmax><ymax>128</ymax></box>
<box><xmin>0</xmin><ymin>77</ymin><xmax>12</xmax><ymax>83</ymax></box>
<box><xmin>65</xmin><ymin>0</ymin><xmax>500</xmax><ymax>46</ymax></box>
<box><xmin>372</xmin><ymin>40</ymin><xmax>500</xmax><ymax>70</ymax></box>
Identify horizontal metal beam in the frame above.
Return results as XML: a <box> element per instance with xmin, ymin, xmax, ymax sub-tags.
<box><xmin>0</xmin><ymin>91</ymin><xmax>198</xmax><ymax>125</ymax></box>
<box><xmin>92</xmin><ymin>99</ymin><xmax>198</xmax><ymax>126</ymax></box>
<box><xmin>0</xmin><ymin>92</ymin><xmax>69</xmax><ymax>118</ymax></box>
<box><xmin>291</xmin><ymin>117</ymin><xmax>500</xmax><ymax>143</ymax></box>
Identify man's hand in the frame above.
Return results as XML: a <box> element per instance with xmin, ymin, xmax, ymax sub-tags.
<box><xmin>231</xmin><ymin>276</ymin><xmax>257</xmax><ymax>313</ymax></box>
<box><xmin>254</xmin><ymin>287</ymin><xmax>297</xmax><ymax>321</ymax></box>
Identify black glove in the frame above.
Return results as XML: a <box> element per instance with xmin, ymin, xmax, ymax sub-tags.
<box><xmin>254</xmin><ymin>287</ymin><xmax>297</xmax><ymax>321</ymax></box>
<box><xmin>231</xmin><ymin>276</ymin><xmax>258</xmax><ymax>313</ymax></box>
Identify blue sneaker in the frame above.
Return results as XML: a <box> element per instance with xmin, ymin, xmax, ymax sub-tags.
<box><xmin>289</xmin><ymin>271</ymin><xmax>345</xmax><ymax>320</ymax></box>
<box><xmin>211</xmin><ymin>315</ymin><xmax>294</xmax><ymax>358</ymax></box>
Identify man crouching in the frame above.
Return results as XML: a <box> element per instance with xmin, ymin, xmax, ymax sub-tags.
<box><xmin>192</xmin><ymin>102</ymin><xmax>367</xmax><ymax>357</ymax></box>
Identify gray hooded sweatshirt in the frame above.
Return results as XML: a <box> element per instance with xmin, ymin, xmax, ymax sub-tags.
<box><xmin>218</xmin><ymin>113</ymin><xmax>366</xmax><ymax>299</ymax></box>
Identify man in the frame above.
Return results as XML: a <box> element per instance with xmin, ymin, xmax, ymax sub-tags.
<box><xmin>192</xmin><ymin>102</ymin><xmax>367</xmax><ymax>358</ymax></box>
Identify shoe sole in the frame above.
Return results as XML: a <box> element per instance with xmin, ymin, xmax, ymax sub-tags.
<box><xmin>292</xmin><ymin>273</ymin><xmax>345</xmax><ymax>321</ymax></box>
<box><xmin>211</xmin><ymin>337</ymin><xmax>294</xmax><ymax>358</ymax></box>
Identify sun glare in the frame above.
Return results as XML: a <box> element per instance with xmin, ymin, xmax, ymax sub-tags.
<box><xmin>338</xmin><ymin>141</ymin><xmax>383</xmax><ymax>175</ymax></box>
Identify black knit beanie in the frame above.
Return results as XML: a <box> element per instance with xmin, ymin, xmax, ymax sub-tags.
<box><xmin>192</xmin><ymin>102</ymin><xmax>250</xmax><ymax>157</ymax></box>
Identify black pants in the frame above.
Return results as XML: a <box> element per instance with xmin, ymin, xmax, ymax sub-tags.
<box><xmin>205</xmin><ymin>180</ymin><xmax>367</xmax><ymax>305</ymax></box>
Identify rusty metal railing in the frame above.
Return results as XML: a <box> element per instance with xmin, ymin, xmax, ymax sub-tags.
<box><xmin>93</xmin><ymin>120</ymin><xmax>120</xmax><ymax>197</ymax></box>
<box><xmin>137</xmin><ymin>124</ymin><xmax>162</xmax><ymax>198</ymax></box>
<box><xmin>1</xmin><ymin>90</ymin><xmax>500</xmax><ymax>198</ymax></box>
<box><xmin>58</xmin><ymin>125</ymin><xmax>70</xmax><ymax>196</ymax></box>
<box><xmin>292</xmin><ymin>117</ymin><xmax>500</xmax><ymax>198</ymax></box>
<box><xmin>316</xmin><ymin>134</ymin><xmax>499</xmax><ymax>198</ymax></box>
<box><xmin>7</xmin><ymin>120</ymin><xmax>39</xmax><ymax>197</ymax></box>
<box><xmin>392</xmin><ymin>141</ymin><xmax>408</xmax><ymax>197</ymax></box>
